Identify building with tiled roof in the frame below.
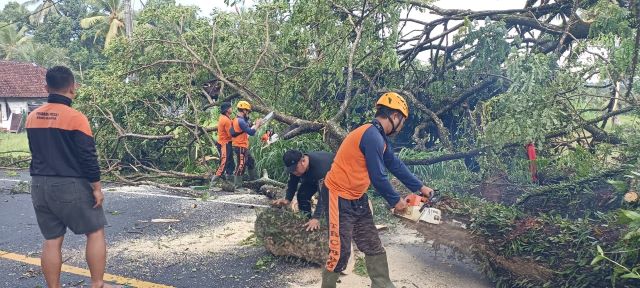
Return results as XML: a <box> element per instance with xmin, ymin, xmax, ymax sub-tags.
<box><xmin>0</xmin><ymin>61</ymin><xmax>48</xmax><ymax>132</ymax></box>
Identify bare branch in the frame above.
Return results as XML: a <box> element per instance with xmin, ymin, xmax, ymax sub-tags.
<box><xmin>435</xmin><ymin>78</ymin><xmax>498</xmax><ymax>116</ymax></box>
<box><xmin>331</xmin><ymin>15</ymin><xmax>364</xmax><ymax>123</ymax></box>
<box><xmin>625</xmin><ymin>1</ymin><xmax>640</xmax><ymax>99</ymax></box>
<box><xmin>404</xmin><ymin>147</ymin><xmax>489</xmax><ymax>165</ymax></box>
<box><xmin>125</xmin><ymin>60</ymin><xmax>196</xmax><ymax>76</ymax></box>
<box><xmin>119</xmin><ymin>133</ymin><xmax>174</xmax><ymax>140</ymax></box>
<box><xmin>382</xmin><ymin>88</ymin><xmax>454</xmax><ymax>150</ymax></box>
<box><xmin>245</xmin><ymin>12</ymin><xmax>270</xmax><ymax>84</ymax></box>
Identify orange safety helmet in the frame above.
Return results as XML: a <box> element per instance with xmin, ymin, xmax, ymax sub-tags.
<box><xmin>376</xmin><ymin>92</ymin><xmax>409</xmax><ymax>118</ymax></box>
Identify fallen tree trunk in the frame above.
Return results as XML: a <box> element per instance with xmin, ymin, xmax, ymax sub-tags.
<box><xmin>402</xmin><ymin>219</ymin><xmax>553</xmax><ymax>283</ymax></box>
<box><xmin>255</xmin><ymin>208</ymin><xmax>328</xmax><ymax>265</ymax></box>
<box><xmin>253</xmin><ymin>181</ymin><xmax>627</xmax><ymax>287</ymax></box>
<box><xmin>254</xmin><ymin>206</ymin><xmax>554</xmax><ymax>284</ymax></box>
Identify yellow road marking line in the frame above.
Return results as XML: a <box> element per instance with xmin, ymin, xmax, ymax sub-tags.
<box><xmin>0</xmin><ymin>250</ymin><xmax>174</xmax><ymax>288</ymax></box>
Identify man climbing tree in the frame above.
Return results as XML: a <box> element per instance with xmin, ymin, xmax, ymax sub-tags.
<box><xmin>211</xmin><ymin>102</ymin><xmax>235</xmax><ymax>185</ymax></box>
<box><xmin>317</xmin><ymin>92</ymin><xmax>435</xmax><ymax>288</ymax></box>
<box><xmin>230</xmin><ymin>100</ymin><xmax>262</xmax><ymax>189</ymax></box>
<box><xmin>272</xmin><ymin>150</ymin><xmax>335</xmax><ymax>219</ymax></box>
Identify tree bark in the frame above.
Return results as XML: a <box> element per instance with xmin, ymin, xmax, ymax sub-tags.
<box><xmin>124</xmin><ymin>0</ymin><xmax>133</xmax><ymax>39</ymax></box>
<box><xmin>255</xmin><ymin>208</ymin><xmax>328</xmax><ymax>265</ymax></box>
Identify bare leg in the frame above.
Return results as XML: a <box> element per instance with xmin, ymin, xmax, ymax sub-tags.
<box><xmin>42</xmin><ymin>236</ymin><xmax>64</xmax><ymax>288</ymax></box>
<box><xmin>86</xmin><ymin>228</ymin><xmax>106</xmax><ymax>288</ymax></box>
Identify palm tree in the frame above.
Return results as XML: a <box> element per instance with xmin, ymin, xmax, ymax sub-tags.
<box><xmin>0</xmin><ymin>23</ymin><xmax>67</xmax><ymax>66</ymax></box>
<box><xmin>80</xmin><ymin>0</ymin><xmax>125</xmax><ymax>49</ymax></box>
<box><xmin>0</xmin><ymin>23</ymin><xmax>31</xmax><ymax>60</ymax></box>
<box><xmin>21</xmin><ymin>42</ymin><xmax>69</xmax><ymax>67</ymax></box>
<box><xmin>24</xmin><ymin>0</ymin><xmax>61</xmax><ymax>25</ymax></box>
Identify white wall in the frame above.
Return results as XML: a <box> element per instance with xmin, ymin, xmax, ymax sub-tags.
<box><xmin>8</xmin><ymin>100</ymin><xmax>28</xmax><ymax>114</ymax></box>
<box><xmin>0</xmin><ymin>98</ymin><xmax>40</xmax><ymax>130</ymax></box>
<box><xmin>0</xmin><ymin>101</ymin><xmax>7</xmax><ymax>121</ymax></box>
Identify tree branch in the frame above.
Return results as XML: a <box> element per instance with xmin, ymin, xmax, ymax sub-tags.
<box><xmin>384</xmin><ymin>88</ymin><xmax>454</xmax><ymax>150</ymax></box>
<box><xmin>331</xmin><ymin>19</ymin><xmax>363</xmax><ymax>123</ymax></box>
<box><xmin>435</xmin><ymin>78</ymin><xmax>498</xmax><ymax>116</ymax></box>
<box><xmin>404</xmin><ymin>147</ymin><xmax>489</xmax><ymax>165</ymax></box>
<box><xmin>625</xmin><ymin>0</ymin><xmax>640</xmax><ymax>99</ymax></box>
<box><xmin>244</xmin><ymin>12</ymin><xmax>270</xmax><ymax>84</ymax></box>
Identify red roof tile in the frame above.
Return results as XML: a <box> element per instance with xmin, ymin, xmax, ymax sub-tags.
<box><xmin>0</xmin><ymin>61</ymin><xmax>48</xmax><ymax>98</ymax></box>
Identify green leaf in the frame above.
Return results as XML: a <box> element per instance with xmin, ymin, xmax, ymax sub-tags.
<box><xmin>80</xmin><ymin>15</ymin><xmax>106</xmax><ymax>29</ymax></box>
<box><xmin>622</xmin><ymin>210</ymin><xmax>640</xmax><ymax>221</ymax></box>
<box><xmin>623</xmin><ymin>228</ymin><xmax>640</xmax><ymax>240</ymax></box>
<box><xmin>596</xmin><ymin>245</ymin><xmax>604</xmax><ymax>255</ymax></box>
<box><xmin>607</xmin><ymin>180</ymin><xmax>628</xmax><ymax>193</ymax></box>
<box><xmin>617</xmin><ymin>209</ymin><xmax>640</xmax><ymax>224</ymax></box>
<box><xmin>590</xmin><ymin>255</ymin><xmax>605</xmax><ymax>266</ymax></box>
<box><xmin>620</xmin><ymin>272</ymin><xmax>640</xmax><ymax>279</ymax></box>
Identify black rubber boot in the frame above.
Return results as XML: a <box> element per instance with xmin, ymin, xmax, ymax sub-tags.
<box><xmin>248</xmin><ymin>169</ymin><xmax>258</xmax><ymax>181</ymax></box>
<box><xmin>233</xmin><ymin>175</ymin><xmax>243</xmax><ymax>190</ymax></box>
<box><xmin>365</xmin><ymin>253</ymin><xmax>395</xmax><ymax>288</ymax></box>
<box><xmin>321</xmin><ymin>269</ymin><xmax>340</xmax><ymax>288</ymax></box>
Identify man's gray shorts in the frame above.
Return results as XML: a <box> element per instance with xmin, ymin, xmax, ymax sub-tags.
<box><xmin>31</xmin><ymin>176</ymin><xmax>107</xmax><ymax>240</ymax></box>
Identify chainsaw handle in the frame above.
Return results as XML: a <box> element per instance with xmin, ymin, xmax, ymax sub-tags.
<box><xmin>406</xmin><ymin>189</ymin><xmax>439</xmax><ymax>206</ymax></box>
<box><xmin>418</xmin><ymin>188</ymin><xmax>438</xmax><ymax>201</ymax></box>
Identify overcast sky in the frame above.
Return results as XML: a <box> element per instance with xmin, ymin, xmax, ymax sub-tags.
<box><xmin>0</xmin><ymin>0</ymin><xmax>522</xmax><ymax>15</ymax></box>
<box><xmin>0</xmin><ymin>0</ymin><xmax>526</xmax><ymax>62</ymax></box>
<box><xmin>0</xmin><ymin>0</ymin><xmax>236</xmax><ymax>12</ymax></box>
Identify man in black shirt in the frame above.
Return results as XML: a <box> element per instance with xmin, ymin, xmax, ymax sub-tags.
<box><xmin>272</xmin><ymin>150</ymin><xmax>335</xmax><ymax>219</ymax></box>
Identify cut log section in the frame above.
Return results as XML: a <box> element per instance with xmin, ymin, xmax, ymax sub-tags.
<box><xmin>255</xmin><ymin>208</ymin><xmax>554</xmax><ymax>284</ymax></box>
<box><xmin>255</xmin><ymin>208</ymin><xmax>328</xmax><ymax>265</ymax></box>
<box><xmin>624</xmin><ymin>191</ymin><xmax>639</xmax><ymax>203</ymax></box>
<box><xmin>402</xmin><ymin>218</ymin><xmax>553</xmax><ymax>283</ymax></box>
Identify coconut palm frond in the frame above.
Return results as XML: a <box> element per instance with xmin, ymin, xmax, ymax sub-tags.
<box><xmin>80</xmin><ymin>15</ymin><xmax>107</xmax><ymax>28</ymax></box>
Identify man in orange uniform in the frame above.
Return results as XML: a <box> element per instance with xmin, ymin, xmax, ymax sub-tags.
<box><xmin>26</xmin><ymin>66</ymin><xmax>113</xmax><ymax>288</ymax></box>
<box><xmin>317</xmin><ymin>92</ymin><xmax>434</xmax><ymax>288</ymax></box>
<box><xmin>230</xmin><ymin>101</ymin><xmax>262</xmax><ymax>188</ymax></box>
<box><xmin>260</xmin><ymin>129</ymin><xmax>273</xmax><ymax>144</ymax></box>
<box><xmin>211</xmin><ymin>102</ymin><xmax>234</xmax><ymax>185</ymax></box>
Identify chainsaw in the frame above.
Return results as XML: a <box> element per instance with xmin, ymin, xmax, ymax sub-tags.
<box><xmin>395</xmin><ymin>190</ymin><xmax>442</xmax><ymax>225</ymax></box>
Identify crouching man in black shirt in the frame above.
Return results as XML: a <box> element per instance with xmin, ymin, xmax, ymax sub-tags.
<box><xmin>272</xmin><ymin>150</ymin><xmax>334</xmax><ymax>221</ymax></box>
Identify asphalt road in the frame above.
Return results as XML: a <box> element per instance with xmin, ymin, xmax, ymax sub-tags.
<box><xmin>0</xmin><ymin>170</ymin><xmax>492</xmax><ymax>288</ymax></box>
<box><xmin>0</xmin><ymin>170</ymin><xmax>314</xmax><ymax>288</ymax></box>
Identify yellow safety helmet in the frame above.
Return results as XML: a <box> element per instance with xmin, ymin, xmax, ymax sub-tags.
<box><xmin>376</xmin><ymin>92</ymin><xmax>409</xmax><ymax>118</ymax></box>
<box><xmin>237</xmin><ymin>100</ymin><xmax>252</xmax><ymax>111</ymax></box>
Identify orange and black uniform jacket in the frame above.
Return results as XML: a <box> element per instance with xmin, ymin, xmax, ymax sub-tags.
<box><xmin>322</xmin><ymin>119</ymin><xmax>423</xmax><ymax>207</ymax></box>
<box><xmin>217</xmin><ymin>114</ymin><xmax>232</xmax><ymax>145</ymax></box>
<box><xmin>230</xmin><ymin>116</ymin><xmax>256</xmax><ymax>148</ymax></box>
<box><xmin>26</xmin><ymin>94</ymin><xmax>101</xmax><ymax>183</ymax></box>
